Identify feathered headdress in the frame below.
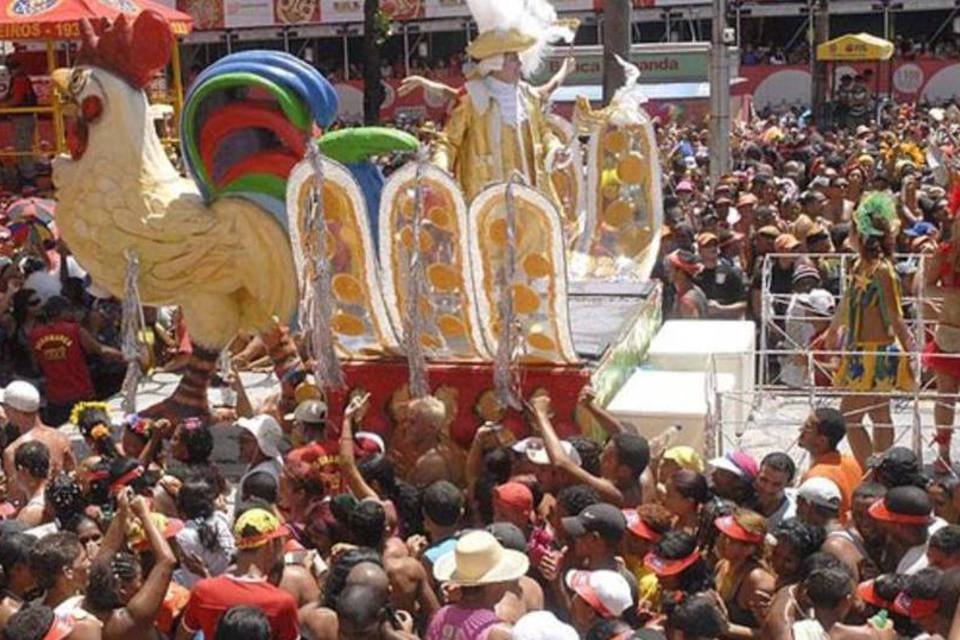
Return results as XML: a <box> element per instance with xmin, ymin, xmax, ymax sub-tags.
<box><xmin>466</xmin><ymin>0</ymin><xmax>575</xmax><ymax>76</ymax></box>
<box><xmin>854</xmin><ymin>191</ymin><xmax>898</xmax><ymax>238</ymax></box>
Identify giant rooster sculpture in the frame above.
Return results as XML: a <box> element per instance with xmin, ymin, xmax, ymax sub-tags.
<box><xmin>51</xmin><ymin>11</ymin><xmax>408</xmax><ymax>419</ymax></box>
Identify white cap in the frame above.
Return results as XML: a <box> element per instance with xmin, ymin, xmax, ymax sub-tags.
<box><xmin>798</xmin><ymin>476</ymin><xmax>842</xmax><ymax>511</ymax></box>
<box><xmin>564</xmin><ymin>569</ymin><xmax>633</xmax><ymax>618</ymax></box>
<box><xmin>236</xmin><ymin>414</ymin><xmax>283</xmax><ymax>458</ymax></box>
<box><xmin>798</xmin><ymin>289</ymin><xmax>835</xmax><ymax>317</ymax></box>
<box><xmin>511</xmin><ymin>611</ymin><xmax>579</xmax><ymax>640</ymax></box>
<box><xmin>0</xmin><ymin>380</ymin><xmax>40</xmax><ymax>413</ymax></box>
<box><xmin>23</xmin><ymin>271</ymin><xmax>60</xmax><ymax>303</ymax></box>
<box><xmin>511</xmin><ymin>437</ymin><xmax>582</xmax><ymax>467</ymax></box>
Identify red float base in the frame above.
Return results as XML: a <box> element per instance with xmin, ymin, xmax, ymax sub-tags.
<box><xmin>324</xmin><ymin>359</ymin><xmax>591</xmax><ymax>447</ymax></box>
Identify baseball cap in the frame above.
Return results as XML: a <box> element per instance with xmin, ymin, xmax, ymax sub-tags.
<box><xmin>797</xmin><ymin>477</ymin><xmax>842</xmax><ymax>511</ymax></box>
<box><xmin>0</xmin><ymin>380</ymin><xmax>40</xmax><ymax>413</ymax></box>
<box><xmin>696</xmin><ymin>232</ymin><xmax>719</xmax><ymax>247</ymax></box>
<box><xmin>797</xmin><ymin>289</ymin><xmax>835</xmax><ymax>317</ymax></box>
<box><xmin>236</xmin><ymin>414</ymin><xmax>283</xmax><ymax>458</ymax></box>
<box><xmin>290</xmin><ymin>399</ymin><xmax>327</xmax><ymax>424</ymax></box>
<box><xmin>511</xmin><ymin>437</ymin><xmax>582</xmax><ymax>467</ymax></box>
<box><xmin>564</xmin><ymin>569</ymin><xmax>633</xmax><ymax>618</ymax></box>
<box><xmin>758</xmin><ymin>225</ymin><xmax>781</xmax><ymax>238</ymax></box>
<box><xmin>36</xmin><ymin>616</ymin><xmax>73</xmax><ymax>640</ymax></box>
<box><xmin>127</xmin><ymin>512</ymin><xmax>185</xmax><ymax>551</ymax></box>
<box><xmin>775</xmin><ymin>233</ymin><xmax>801</xmax><ymax>252</ymax></box>
<box><xmin>857</xmin><ymin>579</ymin><xmax>894</xmax><ymax>609</ymax></box>
<box><xmin>234</xmin><ymin>508</ymin><xmax>290</xmax><ymax>549</ymax></box>
<box><xmin>623</xmin><ymin>508</ymin><xmax>663</xmax><ymax>542</ymax></box>
<box><xmin>904</xmin><ymin>221</ymin><xmax>937</xmax><ymax>238</ymax></box>
<box><xmin>737</xmin><ymin>193</ymin><xmax>758</xmax><ymax>208</ymax></box>
<box><xmin>662</xmin><ymin>446</ymin><xmax>705</xmax><ymax>473</ymax></box>
<box><xmin>868</xmin><ymin>486</ymin><xmax>933</xmax><ymax>526</ymax></box>
<box><xmin>487</xmin><ymin>522</ymin><xmax>528</xmax><ymax>553</ymax></box>
<box><xmin>511</xmin><ymin>611</ymin><xmax>579</xmax><ymax>640</ymax></box>
<box><xmin>867</xmin><ymin>446</ymin><xmax>919</xmax><ymax>480</ymax></box>
<box><xmin>715</xmin><ymin>515</ymin><xmax>764</xmax><ymax>544</ymax></box>
<box><xmin>893</xmin><ymin>591</ymin><xmax>940</xmax><ymax>620</ymax></box>
<box><xmin>709</xmin><ymin>450</ymin><xmax>759</xmax><ymax>481</ymax></box>
<box><xmin>562</xmin><ymin>503</ymin><xmax>627</xmax><ymax>542</ymax></box>
<box><xmin>676</xmin><ymin>180</ymin><xmax>694</xmax><ymax>193</ymax></box>
<box><xmin>493</xmin><ymin>482</ymin><xmax>534</xmax><ymax>516</ymax></box>
<box><xmin>792</xmin><ymin>263</ymin><xmax>821</xmax><ymax>285</ymax></box>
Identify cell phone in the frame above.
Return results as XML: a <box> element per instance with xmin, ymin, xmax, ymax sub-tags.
<box><xmin>383</xmin><ymin>603</ymin><xmax>403</xmax><ymax>630</ymax></box>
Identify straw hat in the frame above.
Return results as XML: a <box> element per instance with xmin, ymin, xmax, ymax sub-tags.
<box><xmin>433</xmin><ymin>530</ymin><xmax>529</xmax><ymax>585</ymax></box>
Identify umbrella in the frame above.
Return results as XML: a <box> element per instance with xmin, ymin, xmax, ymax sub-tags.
<box><xmin>8</xmin><ymin>215</ymin><xmax>56</xmax><ymax>248</ymax></box>
<box><xmin>5</xmin><ymin>197</ymin><xmax>56</xmax><ymax>225</ymax></box>
<box><xmin>0</xmin><ymin>0</ymin><xmax>194</xmax><ymax>39</ymax></box>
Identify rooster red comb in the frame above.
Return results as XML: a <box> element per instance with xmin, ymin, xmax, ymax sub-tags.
<box><xmin>77</xmin><ymin>11</ymin><xmax>173</xmax><ymax>89</ymax></box>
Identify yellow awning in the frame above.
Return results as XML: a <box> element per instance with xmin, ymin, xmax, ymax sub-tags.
<box><xmin>816</xmin><ymin>33</ymin><xmax>894</xmax><ymax>62</ymax></box>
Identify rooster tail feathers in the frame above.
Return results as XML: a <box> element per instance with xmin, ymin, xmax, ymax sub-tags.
<box><xmin>180</xmin><ymin>50</ymin><xmax>339</xmax><ymax>227</ymax></box>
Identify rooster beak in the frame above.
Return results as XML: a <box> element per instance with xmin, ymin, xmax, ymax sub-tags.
<box><xmin>51</xmin><ymin>68</ymin><xmax>71</xmax><ymax>95</ymax></box>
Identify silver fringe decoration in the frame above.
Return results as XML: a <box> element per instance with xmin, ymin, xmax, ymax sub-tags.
<box><xmin>404</xmin><ymin>146</ymin><xmax>430</xmax><ymax>399</ymax></box>
<box><xmin>301</xmin><ymin>142</ymin><xmax>345</xmax><ymax>390</ymax></box>
<box><xmin>494</xmin><ymin>173</ymin><xmax>524</xmax><ymax>410</ymax></box>
<box><xmin>120</xmin><ymin>248</ymin><xmax>145</xmax><ymax>415</ymax></box>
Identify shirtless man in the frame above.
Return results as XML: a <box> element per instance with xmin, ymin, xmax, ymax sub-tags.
<box><xmin>84</xmin><ymin>496</ymin><xmax>177</xmax><ymax>640</ymax></box>
<box><xmin>791</xmin><ymin>567</ymin><xmax>894</xmax><ymax>640</ymax></box>
<box><xmin>12</xmin><ymin>441</ymin><xmax>49</xmax><ymax>527</ymax></box>
<box><xmin>388</xmin><ymin>395</ymin><xmax>466</xmax><ymax>487</ymax></box>
<box><xmin>300</xmin><ymin>562</ymin><xmax>416</xmax><ymax>640</ymax></box>
<box><xmin>2</xmin><ymin>380</ymin><xmax>75</xmax><ymax>504</ymax></box>
<box><xmin>530</xmin><ymin>393</ymin><xmax>649</xmax><ymax>508</ymax></box>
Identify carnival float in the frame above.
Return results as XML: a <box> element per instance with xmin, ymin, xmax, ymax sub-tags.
<box><xmin>50</xmin><ymin>0</ymin><xmax>664</xmax><ymax>446</ymax></box>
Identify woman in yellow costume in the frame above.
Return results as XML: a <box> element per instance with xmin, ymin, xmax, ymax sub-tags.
<box><xmin>431</xmin><ymin>0</ymin><xmax>573</xmax><ymax>208</ymax></box>
<box><xmin>827</xmin><ymin>192</ymin><xmax>915</xmax><ymax>468</ymax></box>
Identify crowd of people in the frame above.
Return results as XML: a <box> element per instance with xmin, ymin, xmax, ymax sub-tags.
<box><xmin>0</xmin><ymin>26</ymin><xmax>958</xmax><ymax>640</ymax></box>
<box><xmin>653</xmin><ymin>100</ymin><xmax>960</xmax><ymax>468</ymax></box>
<box><xmin>1</xmin><ymin>370</ymin><xmax>960</xmax><ymax>639</ymax></box>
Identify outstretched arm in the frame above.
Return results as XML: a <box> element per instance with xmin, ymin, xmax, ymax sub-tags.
<box><xmin>119</xmin><ymin>497</ymin><xmax>176</xmax><ymax>629</ymax></box>
<box><xmin>529</xmin><ymin>394</ymin><xmax>625</xmax><ymax>506</ymax></box>
<box><xmin>339</xmin><ymin>393</ymin><xmax>379</xmax><ymax>502</ymax></box>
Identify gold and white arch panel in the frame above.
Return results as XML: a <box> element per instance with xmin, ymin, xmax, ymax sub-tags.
<box><xmin>287</xmin><ymin>158</ymin><xmax>400</xmax><ymax>358</ymax></box>
<box><xmin>468</xmin><ymin>183</ymin><xmax>578</xmax><ymax>365</ymax></box>
<box><xmin>576</xmin><ymin>116</ymin><xmax>664</xmax><ymax>282</ymax></box>
<box><xmin>379</xmin><ymin>163</ymin><xmax>491</xmax><ymax>361</ymax></box>
<box><xmin>546</xmin><ymin>114</ymin><xmax>586</xmax><ymax>250</ymax></box>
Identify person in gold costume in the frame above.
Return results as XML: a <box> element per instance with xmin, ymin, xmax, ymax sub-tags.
<box><xmin>432</xmin><ymin>0</ymin><xmax>573</xmax><ymax>206</ymax></box>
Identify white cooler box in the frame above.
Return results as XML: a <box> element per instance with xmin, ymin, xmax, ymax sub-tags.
<box><xmin>645</xmin><ymin>320</ymin><xmax>755</xmax><ymax>430</ymax></box>
<box><xmin>607</xmin><ymin>369</ymin><xmax>735</xmax><ymax>454</ymax></box>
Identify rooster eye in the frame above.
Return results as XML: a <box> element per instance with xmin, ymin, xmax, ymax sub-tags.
<box><xmin>69</xmin><ymin>69</ymin><xmax>87</xmax><ymax>95</ymax></box>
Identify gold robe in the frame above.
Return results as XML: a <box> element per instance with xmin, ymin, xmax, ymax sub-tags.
<box><xmin>433</xmin><ymin>80</ymin><xmax>562</xmax><ymax>207</ymax></box>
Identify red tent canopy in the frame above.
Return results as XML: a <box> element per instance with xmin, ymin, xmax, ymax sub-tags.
<box><xmin>0</xmin><ymin>0</ymin><xmax>193</xmax><ymax>40</ymax></box>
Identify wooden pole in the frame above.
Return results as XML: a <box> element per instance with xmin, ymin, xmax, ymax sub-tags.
<box><xmin>171</xmin><ymin>38</ymin><xmax>185</xmax><ymax>133</ymax></box>
<box><xmin>47</xmin><ymin>41</ymin><xmax>65</xmax><ymax>155</ymax></box>
<box><xmin>602</xmin><ymin>0</ymin><xmax>631</xmax><ymax>105</ymax></box>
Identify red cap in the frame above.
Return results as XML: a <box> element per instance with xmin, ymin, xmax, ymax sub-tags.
<box><xmin>857</xmin><ymin>580</ymin><xmax>892</xmax><ymax>609</ymax></box>
<box><xmin>643</xmin><ymin>549</ymin><xmax>701</xmax><ymax>577</ymax></box>
<box><xmin>892</xmin><ymin>592</ymin><xmax>939</xmax><ymax>619</ymax></box>
<box><xmin>715</xmin><ymin>515</ymin><xmax>764</xmax><ymax>544</ymax></box>
<box><xmin>868</xmin><ymin>498</ymin><xmax>933</xmax><ymax>525</ymax></box>
<box><xmin>494</xmin><ymin>482</ymin><xmax>534</xmax><ymax>514</ymax></box>
<box><xmin>623</xmin><ymin>509</ymin><xmax>663</xmax><ymax>542</ymax></box>
<box><xmin>42</xmin><ymin>616</ymin><xmax>74</xmax><ymax>640</ymax></box>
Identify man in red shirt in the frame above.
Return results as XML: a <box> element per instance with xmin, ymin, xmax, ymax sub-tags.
<box><xmin>2</xmin><ymin>56</ymin><xmax>38</xmax><ymax>187</ymax></box>
<box><xmin>798</xmin><ymin>407</ymin><xmax>863</xmax><ymax>522</ymax></box>
<box><xmin>28</xmin><ymin>296</ymin><xmax>122</xmax><ymax>425</ymax></box>
<box><xmin>175</xmin><ymin>508</ymin><xmax>299</xmax><ymax>640</ymax></box>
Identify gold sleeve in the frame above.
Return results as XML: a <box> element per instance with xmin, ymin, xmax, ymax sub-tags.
<box><xmin>433</xmin><ymin>94</ymin><xmax>471</xmax><ymax>173</ymax></box>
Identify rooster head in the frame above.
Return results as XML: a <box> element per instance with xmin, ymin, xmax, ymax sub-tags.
<box><xmin>51</xmin><ymin>11</ymin><xmax>173</xmax><ymax>160</ymax></box>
